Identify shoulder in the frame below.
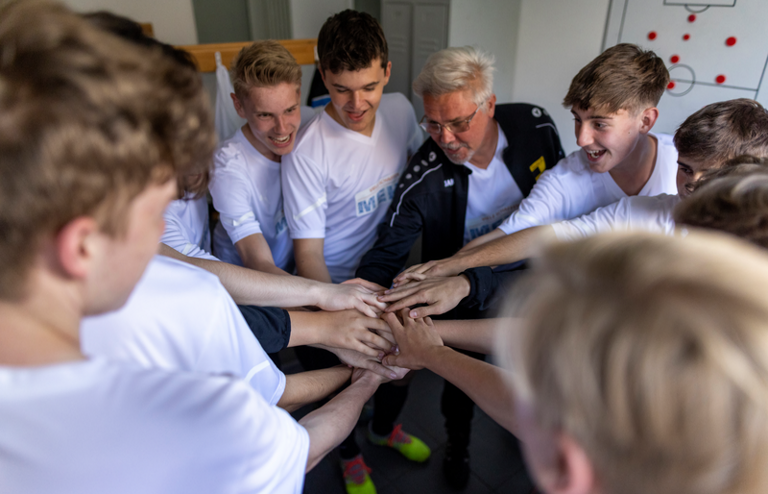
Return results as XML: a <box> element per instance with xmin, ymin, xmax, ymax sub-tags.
<box><xmin>495</xmin><ymin>103</ymin><xmax>558</xmax><ymax>134</ymax></box>
<box><xmin>380</xmin><ymin>92</ymin><xmax>417</xmax><ymax>122</ymax></box>
<box><xmin>214</xmin><ymin>132</ymin><xmax>249</xmax><ymax>169</ymax></box>
<box><xmin>289</xmin><ymin>111</ymin><xmax>329</xmax><ymax>159</ymax></box>
<box><xmin>397</xmin><ymin>139</ymin><xmax>454</xmax><ymax>192</ymax></box>
<box><xmin>136</xmin><ymin>256</ymin><xmax>223</xmax><ymax>302</ymax></box>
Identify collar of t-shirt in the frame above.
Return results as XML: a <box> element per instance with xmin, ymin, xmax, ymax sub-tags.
<box><xmin>321</xmin><ymin>106</ymin><xmax>382</xmax><ymax>146</ymax></box>
<box><xmin>463</xmin><ymin>123</ymin><xmax>524</xmax><ymax>244</ymax></box>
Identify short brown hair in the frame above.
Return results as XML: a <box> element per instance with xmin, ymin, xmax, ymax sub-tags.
<box><xmin>500</xmin><ymin>231</ymin><xmax>768</xmax><ymax>494</ymax></box>
<box><xmin>675</xmin><ymin>161</ymin><xmax>768</xmax><ymax>247</ymax></box>
<box><xmin>674</xmin><ymin>99</ymin><xmax>768</xmax><ymax>168</ymax></box>
<box><xmin>0</xmin><ymin>1</ymin><xmax>215</xmax><ymax>299</ymax></box>
<box><xmin>231</xmin><ymin>40</ymin><xmax>301</xmax><ymax>101</ymax></box>
<box><xmin>317</xmin><ymin>9</ymin><xmax>388</xmax><ymax>74</ymax></box>
<box><xmin>563</xmin><ymin>43</ymin><xmax>669</xmax><ymax>114</ymax></box>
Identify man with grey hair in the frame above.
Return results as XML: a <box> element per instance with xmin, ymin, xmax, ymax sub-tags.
<box><xmin>355</xmin><ymin>45</ymin><xmax>564</xmax><ymax>488</ymax></box>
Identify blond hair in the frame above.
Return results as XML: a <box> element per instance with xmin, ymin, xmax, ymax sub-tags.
<box><xmin>563</xmin><ymin>43</ymin><xmax>668</xmax><ymax>114</ymax></box>
<box><xmin>0</xmin><ymin>1</ymin><xmax>215</xmax><ymax>299</ymax></box>
<box><xmin>231</xmin><ymin>40</ymin><xmax>301</xmax><ymax>101</ymax></box>
<box><xmin>499</xmin><ymin>232</ymin><xmax>768</xmax><ymax>494</ymax></box>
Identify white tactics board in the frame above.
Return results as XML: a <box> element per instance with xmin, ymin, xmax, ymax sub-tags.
<box><xmin>603</xmin><ymin>0</ymin><xmax>768</xmax><ymax>134</ymax></box>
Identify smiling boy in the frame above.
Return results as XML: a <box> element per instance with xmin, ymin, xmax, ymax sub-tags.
<box><xmin>209</xmin><ymin>41</ymin><xmax>304</xmax><ymax>275</ymax></box>
<box><xmin>281</xmin><ymin>10</ymin><xmax>425</xmax><ymax>494</ymax></box>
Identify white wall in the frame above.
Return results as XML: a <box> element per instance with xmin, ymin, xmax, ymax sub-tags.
<box><xmin>511</xmin><ymin>0</ymin><xmax>610</xmax><ymax>154</ymax></box>
<box><xmin>290</xmin><ymin>0</ymin><xmax>352</xmax><ymax>39</ymax></box>
<box><xmin>448</xmin><ymin>0</ymin><xmax>522</xmax><ymax>106</ymax></box>
<box><xmin>61</xmin><ymin>0</ymin><xmax>198</xmax><ymax>45</ymax></box>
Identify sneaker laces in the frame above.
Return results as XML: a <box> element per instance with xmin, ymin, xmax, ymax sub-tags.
<box><xmin>387</xmin><ymin>424</ymin><xmax>412</xmax><ymax>447</ymax></box>
<box><xmin>342</xmin><ymin>455</ymin><xmax>372</xmax><ymax>485</ymax></box>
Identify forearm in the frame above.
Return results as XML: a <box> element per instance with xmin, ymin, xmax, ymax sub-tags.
<box><xmin>424</xmin><ymin>347</ymin><xmax>517</xmax><ymax>433</ymax></box>
<box><xmin>286</xmin><ymin>311</ymin><xmax>325</xmax><ymax>347</ymax></box>
<box><xmin>294</xmin><ymin>247</ymin><xmax>333</xmax><ymax>283</ymax></box>
<box><xmin>300</xmin><ymin>374</ymin><xmax>380</xmax><ymax>471</ymax></box>
<box><xmin>159</xmin><ymin>243</ymin><xmax>326</xmax><ymax>307</ymax></box>
<box><xmin>456</xmin><ymin>226</ymin><xmax>547</xmax><ymax>269</ymax></box>
<box><xmin>277</xmin><ymin>366</ymin><xmax>352</xmax><ymax>412</ymax></box>
<box><xmin>458</xmin><ymin>228</ymin><xmax>505</xmax><ymax>252</ymax></box>
<box><xmin>433</xmin><ymin>319</ymin><xmax>498</xmax><ymax>354</ymax></box>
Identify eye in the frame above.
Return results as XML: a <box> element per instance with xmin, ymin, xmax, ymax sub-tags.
<box><xmin>594</xmin><ymin>122</ymin><xmax>606</xmax><ymax>129</ymax></box>
<box><xmin>286</xmin><ymin>107</ymin><xmax>298</xmax><ymax>114</ymax></box>
<box><xmin>257</xmin><ymin>113</ymin><xmax>271</xmax><ymax>120</ymax></box>
<box><xmin>336</xmin><ymin>88</ymin><xmax>348</xmax><ymax>94</ymax></box>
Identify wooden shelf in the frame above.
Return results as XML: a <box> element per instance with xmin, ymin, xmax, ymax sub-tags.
<box><xmin>178</xmin><ymin>38</ymin><xmax>316</xmax><ymax>72</ymax></box>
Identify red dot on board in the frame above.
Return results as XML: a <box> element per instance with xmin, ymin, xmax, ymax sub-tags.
<box><xmin>670</xmin><ymin>55</ymin><xmax>680</xmax><ymax>64</ymax></box>
<box><xmin>648</xmin><ymin>31</ymin><xmax>657</xmax><ymax>40</ymax></box>
<box><xmin>726</xmin><ymin>36</ymin><xmax>737</xmax><ymax>46</ymax></box>
<box><xmin>716</xmin><ymin>75</ymin><xmax>726</xmax><ymax>84</ymax></box>
<box><xmin>688</xmin><ymin>14</ymin><xmax>696</xmax><ymax>22</ymax></box>
<box><xmin>667</xmin><ymin>81</ymin><xmax>676</xmax><ymax>90</ymax></box>
<box><xmin>683</xmin><ymin>34</ymin><xmax>691</xmax><ymax>41</ymax></box>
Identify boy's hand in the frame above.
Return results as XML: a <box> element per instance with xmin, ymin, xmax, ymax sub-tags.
<box><xmin>323</xmin><ymin>346</ymin><xmax>402</xmax><ymax>380</ymax></box>
<box><xmin>316</xmin><ymin>282</ymin><xmax>387</xmax><ymax>317</ymax></box>
<box><xmin>318</xmin><ymin>309</ymin><xmax>395</xmax><ymax>355</ymax></box>
<box><xmin>378</xmin><ymin>275</ymin><xmax>471</xmax><ymax>318</ymax></box>
<box><xmin>381</xmin><ymin>310</ymin><xmax>444</xmax><ymax>370</ymax></box>
<box><xmin>392</xmin><ymin>256</ymin><xmax>465</xmax><ymax>286</ymax></box>
<box><xmin>350</xmin><ymin>366</ymin><xmax>410</xmax><ymax>388</ymax></box>
<box><xmin>342</xmin><ymin>277</ymin><xmax>388</xmax><ymax>293</ymax></box>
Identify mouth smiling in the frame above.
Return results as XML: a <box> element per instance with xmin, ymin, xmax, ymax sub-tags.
<box><xmin>269</xmin><ymin>134</ymin><xmax>292</xmax><ymax>146</ymax></box>
<box><xmin>585</xmin><ymin>149</ymin><xmax>606</xmax><ymax>161</ymax></box>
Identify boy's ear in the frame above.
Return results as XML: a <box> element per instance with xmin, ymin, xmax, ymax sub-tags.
<box><xmin>55</xmin><ymin>217</ymin><xmax>101</xmax><ymax>280</ymax></box>
<box><xmin>538</xmin><ymin>432</ymin><xmax>596</xmax><ymax>494</ymax></box>
<box><xmin>230</xmin><ymin>93</ymin><xmax>247</xmax><ymax>119</ymax></box>
<box><xmin>638</xmin><ymin>107</ymin><xmax>659</xmax><ymax>134</ymax></box>
<box><xmin>382</xmin><ymin>60</ymin><xmax>392</xmax><ymax>86</ymax></box>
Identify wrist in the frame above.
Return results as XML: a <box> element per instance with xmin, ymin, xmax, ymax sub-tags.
<box><xmin>457</xmin><ymin>274</ymin><xmax>471</xmax><ymax>298</ymax></box>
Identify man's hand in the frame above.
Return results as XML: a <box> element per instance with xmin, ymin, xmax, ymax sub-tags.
<box><xmin>317</xmin><ymin>309</ymin><xmax>395</xmax><ymax>356</ymax></box>
<box><xmin>322</xmin><ymin>346</ymin><xmax>403</xmax><ymax>380</ymax></box>
<box><xmin>392</xmin><ymin>257</ymin><xmax>466</xmax><ymax>287</ymax></box>
<box><xmin>316</xmin><ymin>282</ymin><xmax>387</xmax><ymax>317</ymax></box>
<box><xmin>381</xmin><ymin>310</ymin><xmax>444</xmax><ymax>370</ymax></box>
<box><xmin>377</xmin><ymin>275</ymin><xmax>471</xmax><ymax>318</ymax></box>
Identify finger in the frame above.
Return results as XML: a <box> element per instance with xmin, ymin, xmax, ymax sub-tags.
<box><xmin>381</xmin><ymin>312</ymin><xmax>406</xmax><ymax>338</ymax></box>
<box><xmin>396</xmin><ymin>263</ymin><xmax>423</xmax><ymax>279</ymax></box>
<box><xmin>408</xmin><ymin>302</ymin><xmax>450</xmax><ymax>319</ymax></box>
<box><xmin>349</xmin><ymin>341</ymin><xmax>383</xmax><ymax>358</ymax></box>
<box><xmin>358</xmin><ymin>358</ymin><xmax>399</xmax><ymax>379</ymax></box>
<box><xmin>363</xmin><ymin>331</ymin><xmax>394</xmax><ymax>352</ymax></box>
<box><xmin>381</xmin><ymin>353</ymin><xmax>402</xmax><ymax>368</ymax></box>
<box><xmin>383</xmin><ymin>292</ymin><xmax>429</xmax><ymax>313</ymax></box>
<box><xmin>359</xmin><ymin>292</ymin><xmax>388</xmax><ymax>311</ymax></box>
<box><xmin>392</xmin><ymin>272</ymin><xmax>427</xmax><ymax>287</ymax></box>
<box><xmin>379</xmin><ymin>284</ymin><xmax>423</xmax><ymax>300</ymax></box>
<box><xmin>343</xmin><ymin>278</ymin><xmax>387</xmax><ymax>292</ymax></box>
<box><xmin>355</xmin><ymin>300</ymin><xmax>379</xmax><ymax>318</ymax></box>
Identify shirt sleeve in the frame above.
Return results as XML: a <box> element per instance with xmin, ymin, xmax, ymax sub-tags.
<box><xmin>161</xmin><ymin>212</ymin><xmax>220</xmax><ymax>262</ymax></box>
<box><xmin>550</xmin><ymin>199</ymin><xmax>629</xmax><ymax>241</ymax></box>
<box><xmin>236</xmin><ymin>305</ymin><xmax>291</xmax><ymax>354</ymax></box>
<box><xmin>497</xmin><ymin>167</ymin><xmax>574</xmax><ymax>235</ymax></box>
<box><xmin>209</xmin><ymin>151</ymin><xmax>265</xmax><ymax>245</ymax></box>
<box><xmin>281</xmin><ymin>150</ymin><xmax>328</xmax><ymax>239</ymax></box>
<box><xmin>199</xmin><ymin>283</ymin><xmax>286</xmax><ymax>406</ymax></box>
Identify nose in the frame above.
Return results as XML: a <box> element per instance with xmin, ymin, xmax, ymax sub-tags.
<box><xmin>575</xmin><ymin>123</ymin><xmax>593</xmax><ymax>148</ymax></box>
<box><xmin>350</xmin><ymin>91</ymin><xmax>363</xmax><ymax>109</ymax></box>
<box><xmin>438</xmin><ymin>126</ymin><xmax>457</xmax><ymax>144</ymax></box>
<box><xmin>274</xmin><ymin>115</ymin><xmax>290</xmax><ymax>134</ymax></box>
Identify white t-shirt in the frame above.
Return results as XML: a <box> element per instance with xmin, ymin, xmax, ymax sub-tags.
<box><xmin>81</xmin><ymin>255</ymin><xmax>285</xmax><ymax>405</ymax></box>
<box><xmin>497</xmin><ymin>133</ymin><xmax>678</xmax><ymax>234</ymax></box>
<box><xmin>209</xmin><ymin>128</ymin><xmax>293</xmax><ymax>270</ymax></box>
<box><xmin>551</xmin><ymin>193</ymin><xmax>681</xmax><ymax>240</ymax></box>
<box><xmin>161</xmin><ymin>194</ymin><xmax>219</xmax><ymax>261</ymax></box>
<box><xmin>463</xmin><ymin>123</ymin><xmax>522</xmax><ymax>244</ymax></box>
<box><xmin>282</xmin><ymin>92</ymin><xmax>423</xmax><ymax>283</ymax></box>
<box><xmin>0</xmin><ymin>358</ymin><xmax>308</xmax><ymax>494</ymax></box>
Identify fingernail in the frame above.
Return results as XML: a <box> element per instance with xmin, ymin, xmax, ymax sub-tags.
<box><xmin>378</xmin><ymin>352</ymin><xmax>384</xmax><ymax>360</ymax></box>
<box><xmin>384</xmin><ymin>289</ymin><xmax>392</xmax><ymax>294</ymax></box>
<box><xmin>395</xmin><ymin>346</ymin><xmax>400</xmax><ymax>355</ymax></box>
<box><xmin>390</xmin><ymin>372</ymin><xmax>397</xmax><ymax>379</ymax></box>
<box><xmin>410</xmin><ymin>311</ymin><xmax>417</xmax><ymax>318</ymax></box>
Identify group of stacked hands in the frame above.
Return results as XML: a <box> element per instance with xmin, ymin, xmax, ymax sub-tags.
<box><xmin>3</xmin><ymin>3</ymin><xmax>768</xmax><ymax>494</ymax></box>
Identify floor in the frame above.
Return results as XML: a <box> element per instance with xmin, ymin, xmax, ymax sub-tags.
<box><xmin>289</xmin><ymin>363</ymin><xmax>535</xmax><ymax>494</ymax></box>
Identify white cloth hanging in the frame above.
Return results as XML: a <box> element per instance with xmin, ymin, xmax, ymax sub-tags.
<box><xmin>214</xmin><ymin>51</ymin><xmax>247</xmax><ymax>143</ymax></box>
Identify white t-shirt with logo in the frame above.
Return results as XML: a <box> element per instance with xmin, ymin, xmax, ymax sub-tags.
<box><xmin>81</xmin><ymin>255</ymin><xmax>285</xmax><ymax>405</ymax></box>
<box><xmin>209</xmin><ymin>128</ymin><xmax>293</xmax><ymax>270</ymax></box>
<box><xmin>282</xmin><ymin>93</ymin><xmax>423</xmax><ymax>283</ymax></box>
<box><xmin>497</xmin><ymin>133</ymin><xmax>678</xmax><ymax>234</ymax></box>
<box><xmin>551</xmin><ymin>193</ymin><xmax>681</xmax><ymax>240</ymax></box>
<box><xmin>463</xmin><ymin>123</ymin><xmax>523</xmax><ymax>244</ymax></box>
<box><xmin>161</xmin><ymin>194</ymin><xmax>219</xmax><ymax>262</ymax></box>
<box><xmin>0</xmin><ymin>358</ymin><xmax>308</xmax><ymax>494</ymax></box>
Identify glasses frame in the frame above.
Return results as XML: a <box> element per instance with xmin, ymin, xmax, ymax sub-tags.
<box><xmin>419</xmin><ymin>102</ymin><xmax>484</xmax><ymax>134</ymax></box>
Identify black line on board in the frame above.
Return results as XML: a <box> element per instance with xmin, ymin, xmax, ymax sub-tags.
<box><xmin>617</xmin><ymin>0</ymin><xmax>629</xmax><ymax>44</ymax></box>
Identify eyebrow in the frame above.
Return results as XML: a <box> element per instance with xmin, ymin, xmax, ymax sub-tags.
<box><xmin>677</xmin><ymin>160</ymin><xmax>692</xmax><ymax>168</ymax></box>
<box><xmin>332</xmin><ymin>81</ymin><xmax>380</xmax><ymax>91</ymax></box>
<box><xmin>570</xmin><ymin>111</ymin><xmax>613</xmax><ymax>120</ymax></box>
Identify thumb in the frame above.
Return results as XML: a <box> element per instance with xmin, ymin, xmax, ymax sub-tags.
<box><xmin>382</xmin><ymin>354</ymin><xmax>402</xmax><ymax>367</ymax></box>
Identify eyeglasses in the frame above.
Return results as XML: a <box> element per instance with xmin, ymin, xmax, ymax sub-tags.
<box><xmin>419</xmin><ymin>104</ymin><xmax>482</xmax><ymax>134</ymax></box>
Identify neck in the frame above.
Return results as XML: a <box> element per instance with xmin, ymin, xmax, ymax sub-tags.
<box><xmin>0</xmin><ymin>270</ymin><xmax>84</xmax><ymax>367</ymax></box>
<box><xmin>609</xmin><ymin>133</ymin><xmax>657</xmax><ymax>195</ymax></box>
<box><xmin>468</xmin><ymin>120</ymin><xmax>499</xmax><ymax>169</ymax></box>
<box><xmin>241</xmin><ymin>124</ymin><xmax>280</xmax><ymax>163</ymax></box>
